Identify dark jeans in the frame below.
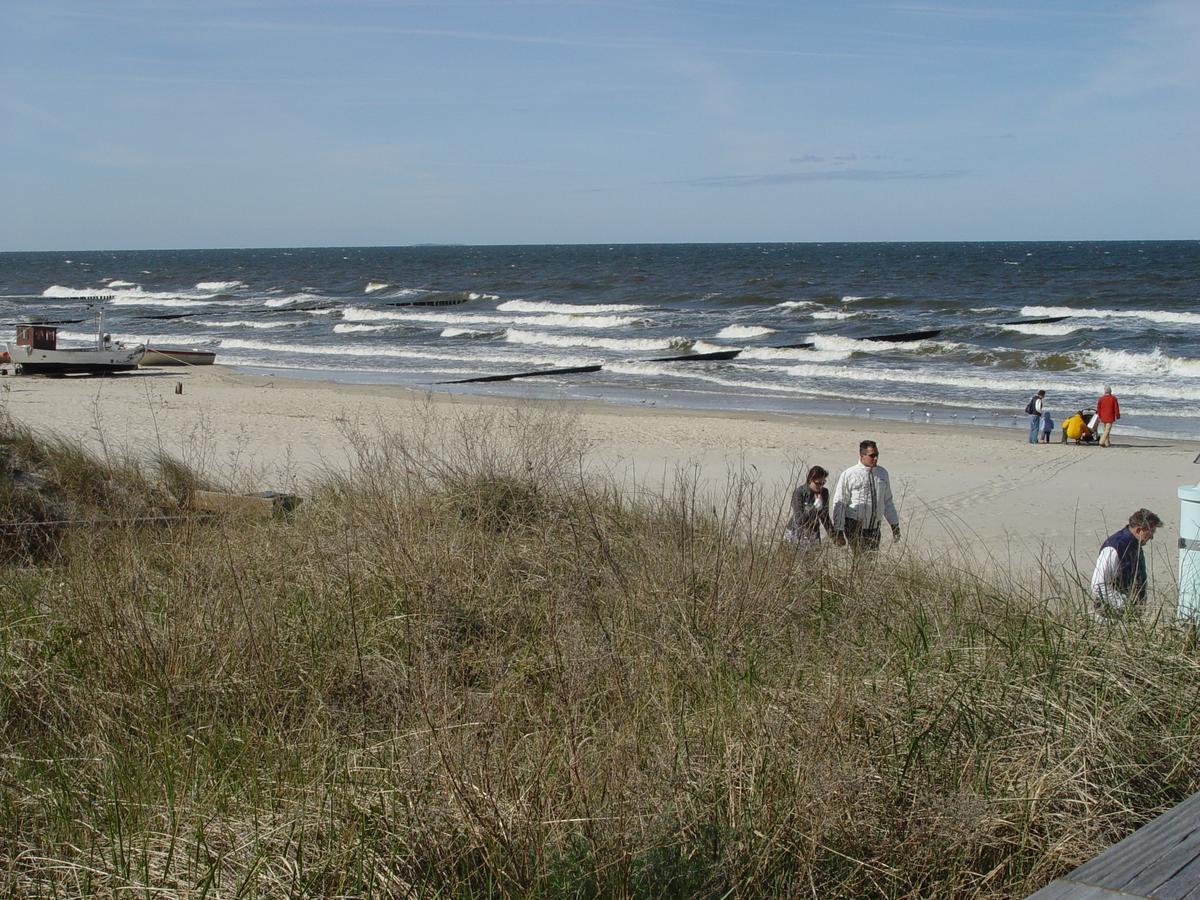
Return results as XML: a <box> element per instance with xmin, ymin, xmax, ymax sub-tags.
<box><xmin>844</xmin><ymin>517</ymin><xmax>881</xmax><ymax>552</ymax></box>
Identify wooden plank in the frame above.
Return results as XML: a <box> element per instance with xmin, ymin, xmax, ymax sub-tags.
<box><xmin>1027</xmin><ymin>880</ymin><xmax>1143</xmax><ymax>899</ymax></box>
<box><xmin>1072</xmin><ymin>795</ymin><xmax>1200</xmax><ymax>883</ymax></box>
<box><xmin>1150</xmin><ymin>850</ymin><xmax>1200</xmax><ymax>899</ymax></box>
<box><xmin>1111</xmin><ymin>826</ymin><xmax>1200</xmax><ymax>895</ymax></box>
<box><xmin>1027</xmin><ymin>792</ymin><xmax>1200</xmax><ymax>899</ymax></box>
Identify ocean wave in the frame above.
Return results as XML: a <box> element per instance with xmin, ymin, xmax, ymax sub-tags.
<box><xmin>506</xmin><ymin>329</ymin><xmax>690</xmax><ymax>353</ymax></box>
<box><xmin>497</xmin><ymin>299</ymin><xmax>644</xmax><ymax>314</ymax></box>
<box><xmin>198</xmin><ymin>319</ymin><xmax>303</xmax><ymax>329</ymax></box>
<box><xmin>217</xmin><ymin>337</ymin><xmax>583</xmax><ymax>368</ymax></box>
<box><xmin>738</xmin><ymin>346</ymin><xmax>853</xmax><ymax>363</ymax></box>
<box><xmin>811</xmin><ymin>311</ymin><xmax>860</xmax><ymax>320</ymax></box>
<box><xmin>110</xmin><ymin>294</ymin><xmax>216</xmax><ymax>308</ymax></box>
<box><xmin>809</xmin><ymin>334</ymin><xmax>914</xmax><ymax>352</ymax></box>
<box><xmin>364</xmin><ymin>281</ymin><xmax>389</xmax><ymax>293</ymax></box>
<box><xmin>48</xmin><ymin>282</ymin><xmax>227</xmax><ymax>307</ymax></box>
<box><xmin>42</xmin><ymin>284</ymin><xmax>111</xmax><ymax>298</ymax></box>
<box><xmin>717</xmin><ymin>324</ymin><xmax>775</xmax><ymax>339</ymax></box>
<box><xmin>1000</xmin><ymin>323</ymin><xmax>1084</xmax><ymax>337</ymax></box>
<box><xmin>775</xmin><ymin>300</ymin><xmax>817</xmax><ymax>309</ymax></box>
<box><xmin>195</xmin><ymin>280</ymin><xmax>244</xmax><ymax>292</ymax></box>
<box><xmin>333</xmin><ymin>323</ymin><xmax>392</xmax><ymax>334</ymax></box>
<box><xmin>467</xmin><ymin>292</ymin><xmax>500</xmax><ymax>301</ymax></box>
<box><xmin>774</xmin><ymin>361</ymin><xmax>1200</xmax><ymax>403</ymax></box>
<box><xmin>342</xmin><ymin>306</ymin><xmax>642</xmax><ymax>329</ymax></box>
<box><xmin>441</xmin><ymin>327</ymin><xmax>502</xmax><ymax>339</ymax></box>
<box><xmin>107</xmin><ymin>280</ymin><xmax>138</xmax><ymax>288</ymax></box>
<box><xmin>263</xmin><ymin>292</ymin><xmax>328</xmax><ymax>308</ymax></box>
<box><xmin>1082</xmin><ymin>347</ymin><xmax>1200</xmax><ymax>378</ymax></box>
<box><xmin>1021</xmin><ymin>305</ymin><xmax>1200</xmax><ymax>327</ymax></box>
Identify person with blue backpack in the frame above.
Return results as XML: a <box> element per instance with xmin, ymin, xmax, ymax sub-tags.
<box><xmin>1025</xmin><ymin>389</ymin><xmax>1046</xmax><ymax>443</ymax></box>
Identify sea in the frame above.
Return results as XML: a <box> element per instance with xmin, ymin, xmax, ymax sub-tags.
<box><xmin>1</xmin><ymin>242</ymin><xmax>1197</xmax><ymax>439</ymax></box>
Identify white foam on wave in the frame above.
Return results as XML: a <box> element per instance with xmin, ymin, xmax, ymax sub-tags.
<box><xmin>717</xmin><ymin>324</ymin><xmax>775</xmax><ymax>339</ymax></box>
<box><xmin>110</xmin><ymin>293</ymin><xmax>216</xmax><ymax>308</ymax></box>
<box><xmin>198</xmin><ymin>319</ymin><xmax>302</xmax><ymax>330</ymax></box>
<box><xmin>334</xmin><ymin>323</ymin><xmax>392</xmax><ymax>334</ymax></box>
<box><xmin>841</xmin><ymin>295</ymin><xmax>868</xmax><ymax>303</ymax></box>
<box><xmin>342</xmin><ymin>306</ymin><xmax>641</xmax><ymax>329</ymax></box>
<box><xmin>1083</xmin><ymin>347</ymin><xmax>1200</xmax><ymax>378</ymax></box>
<box><xmin>775</xmin><ymin>300</ymin><xmax>816</xmax><ymax>309</ymax></box>
<box><xmin>506</xmin><ymin>329</ymin><xmax>688</xmax><ymax>353</ymax></box>
<box><xmin>739</xmin><ymin>346</ymin><xmax>853</xmax><ymax>363</ymax></box>
<box><xmin>195</xmin><ymin>280</ymin><xmax>244</xmax><ymax>292</ymax></box>
<box><xmin>498</xmin><ymin>299</ymin><xmax>644</xmax><ymax>314</ymax></box>
<box><xmin>217</xmin><ymin>337</ymin><xmax>583</xmax><ymax>368</ymax></box>
<box><xmin>264</xmin><ymin>292</ymin><xmax>327</xmax><ymax>308</ymax></box>
<box><xmin>775</xmin><ymin>361</ymin><xmax>1200</xmax><ymax>403</ymax></box>
<box><xmin>1021</xmin><ymin>305</ymin><xmax>1200</xmax><ymax>327</ymax></box>
<box><xmin>365</xmin><ymin>281</ymin><xmax>389</xmax><ymax>293</ymax></box>
<box><xmin>442</xmin><ymin>327</ymin><xmax>501</xmax><ymax>339</ymax></box>
<box><xmin>1000</xmin><ymin>323</ymin><xmax>1083</xmax><ymax>337</ymax></box>
<box><xmin>107</xmin><ymin>280</ymin><xmax>138</xmax><ymax>288</ymax></box>
<box><xmin>467</xmin><ymin>292</ymin><xmax>500</xmax><ymax>301</ymax></box>
<box><xmin>811</xmin><ymin>310</ymin><xmax>859</xmax><ymax>320</ymax></box>
<box><xmin>43</xmin><ymin>284</ymin><xmax>108</xmax><ymax>298</ymax></box>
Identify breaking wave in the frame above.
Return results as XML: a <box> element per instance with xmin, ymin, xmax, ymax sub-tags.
<box><xmin>505</xmin><ymin>330</ymin><xmax>691</xmax><ymax>353</ymax></box>
<box><xmin>498</xmin><ymin>299</ymin><xmax>644</xmax><ymax>314</ymax></box>
<box><xmin>1021</xmin><ymin>305</ymin><xmax>1200</xmax><ymax>327</ymax></box>
<box><xmin>717</xmin><ymin>324</ymin><xmax>775</xmax><ymax>339</ymax></box>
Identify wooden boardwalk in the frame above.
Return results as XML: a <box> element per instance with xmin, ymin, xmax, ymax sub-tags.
<box><xmin>1029</xmin><ymin>790</ymin><xmax>1200</xmax><ymax>898</ymax></box>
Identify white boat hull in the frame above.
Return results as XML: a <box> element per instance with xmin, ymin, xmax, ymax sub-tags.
<box><xmin>6</xmin><ymin>342</ymin><xmax>146</xmax><ymax>375</ymax></box>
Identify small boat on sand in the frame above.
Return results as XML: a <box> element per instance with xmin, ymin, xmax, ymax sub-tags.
<box><xmin>6</xmin><ymin>305</ymin><xmax>145</xmax><ymax>375</ymax></box>
<box><xmin>141</xmin><ymin>347</ymin><xmax>217</xmax><ymax>367</ymax></box>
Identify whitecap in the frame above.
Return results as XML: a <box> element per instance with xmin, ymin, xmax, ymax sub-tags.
<box><xmin>365</xmin><ymin>281</ymin><xmax>389</xmax><ymax>293</ymax></box>
<box><xmin>217</xmin><ymin>337</ymin><xmax>582</xmax><ymax>368</ymax></box>
<box><xmin>498</xmin><ymin>299</ymin><xmax>644</xmax><ymax>314</ymax></box>
<box><xmin>341</xmin><ymin>306</ymin><xmax>641</xmax><ymax>329</ymax></box>
<box><xmin>1082</xmin><ymin>347</ymin><xmax>1200</xmax><ymax>378</ymax></box>
<box><xmin>505</xmin><ymin>329</ymin><xmax>688</xmax><ymax>353</ymax></box>
<box><xmin>811</xmin><ymin>311</ymin><xmax>859</xmax><ymax>320</ymax></box>
<box><xmin>264</xmin><ymin>292</ymin><xmax>327</xmax><ymax>308</ymax></box>
<box><xmin>717</xmin><ymin>324</ymin><xmax>775</xmax><ymax>339</ymax></box>
<box><xmin>1021</xmin><ymin>305</ymin><xmax>1200</xmax><ymax>327</ymax></box>
<box><xmin>197</xmin><ymin>319</ymin><xmax>303</xmax><ymax>329</ymax></box>
<box><xmin>999</xmin><ymin>323</ymin><xmax>1083</xmax><ymax>337</ymax></box>
<box><xmin>196</xmin><ymin>280</ymin><xmax>245</xmax><ymax>292</ymax></box>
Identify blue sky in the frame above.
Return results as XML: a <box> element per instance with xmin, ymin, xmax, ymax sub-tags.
<box><xmin>2</xmin><ymin>0</ymin><xmax>1197</xmax><ymax>249</ymax></box>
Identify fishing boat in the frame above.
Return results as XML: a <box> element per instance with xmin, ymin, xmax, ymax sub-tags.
<box><xmin>6</xmin><ymin>303</ymin><xmax>145</xmax><ymax>375</ymax></box>
<box><xmin>141</xmin><ymin>347</ymin><xmax>217</xmax><ymax>367</ymax></box>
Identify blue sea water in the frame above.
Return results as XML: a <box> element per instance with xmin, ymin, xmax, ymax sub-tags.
<box><xmin>0</xmin><ymin>242</ymin><xmax>1197</xmax><ymax>438</ymax></box>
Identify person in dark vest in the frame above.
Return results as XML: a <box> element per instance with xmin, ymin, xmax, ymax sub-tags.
<box><xmin>1090</xmin><ymin>508</ymin><xmax>1163</xmax><ymax>617</ymax></box>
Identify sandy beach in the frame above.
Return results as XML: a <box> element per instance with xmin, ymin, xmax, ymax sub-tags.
<box><xmin>3</xmin><ymin>365</ymin><xmax>1195</xmax><ymax>602</ymax></box>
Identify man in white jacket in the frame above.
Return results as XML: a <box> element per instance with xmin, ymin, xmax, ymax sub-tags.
<box><xmin>831</xmin><ymin>439</ymin><xmax>901</xmax><ymax>551</ymax></box>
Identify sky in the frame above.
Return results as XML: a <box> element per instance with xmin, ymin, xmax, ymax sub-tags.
<box><xmin>1</xmin><ymin>0</ymin><xmax>1198</xmax><ymax>250</ymax></box>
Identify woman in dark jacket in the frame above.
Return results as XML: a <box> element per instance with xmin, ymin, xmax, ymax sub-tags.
<box><xmin>785</xmin><ymin>465</ymin><xmax>835</xmax><ymax>546</ymax></box>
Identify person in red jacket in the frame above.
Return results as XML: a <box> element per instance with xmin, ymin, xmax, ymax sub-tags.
<box><xmin>1096</xmin><ymin>385</ymin><xmax>1120</xmax><ymax>447</ymax></box>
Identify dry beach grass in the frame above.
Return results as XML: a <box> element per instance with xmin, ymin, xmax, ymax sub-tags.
<box><xmin>1</xmin><ymin>402</ymin><xmax>1199</xmax><ymax>897</ymax></box>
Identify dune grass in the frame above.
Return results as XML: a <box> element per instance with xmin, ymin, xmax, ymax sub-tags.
<box><xmin>0</xmin><ymin>406</ymin><xmax>1198</xmax><ymax>897</ymax></box>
